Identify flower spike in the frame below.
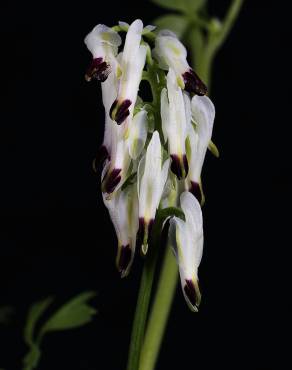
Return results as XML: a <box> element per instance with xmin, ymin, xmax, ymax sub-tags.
<box><xmin>169</xmin><ymin>191</ymin><xmax>203</xmax><ymax>311</ymax></box>
<box><xmin>84</xmin><ymin>19</ymin><xmax>217</xmax><ymax>311</ymax></box>
<box><xmin>153</xmin><ymin>30</ymin><xmax>207</xmax><ymax>95</ymax></box>
<box><xmin>110</xmin><ymin>19</ymin><xmax>147</xmax><ymax>125</ymax></box>
<box><xmin>84</xmin><ymin>24</ymin><xmax>121</xmax><ymax>82</ymax></box>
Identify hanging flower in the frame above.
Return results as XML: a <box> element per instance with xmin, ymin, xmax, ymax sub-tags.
<box><xmin>153</xmin><ymin>30</ymin><xmax>207</xmax><ymax>95</ymax></box>
<box><xmin>161</xmin><ymin>68</ymin><xmax>189</xmax><ymax>179</ymax></box>
<box><xmin>103</xmin><ymin>185</ymin><xmax>138</xmax><ymax>277</ymax></box>
<box><xmin>84</xmin><ymin>24</ymin><xmax>121</xmax><ymax>82</ymax></box>
<box><xmin>110</xmin><ymin>19</ymin><xmax>147</xmax><ymax>125</ymax></box>
<box><xmin>169</xmin><ymin>191</ymin><xmax>203</xmax><ymax>312</ymax></box>
<box><xmin>137</xmin><ymin>131</ymin><xmax>170</xmax><ymax>254</ymax></box>
<box><xmin>186</xmin><ymin>95</ymin><xmax>215</xmax><ymax>203</ymax></box>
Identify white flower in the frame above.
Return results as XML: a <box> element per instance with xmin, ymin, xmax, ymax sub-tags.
<box><xmin>103</xmin><ymin>185</ymin><xmax>138</xmax><ymax>277</ymax></box>
<box><xmin>186</xmin><ymin>95</ymin><xmax>215</xmax><ymax>203</ymax></box>
<box><xmin>161</xmin><ymin>69</ymin><xmax>189</xmax><ymax>179</ymax></box>
<box><xmin>97</xmin><ymin>66</ymin><xmax>119</xmax><ymax>163</ymax></box>
<box><xmin>169</xmin><ymin>191</ymin><xmax>203</xmax><ymax>312</ymax></box>
<box><xmin>110</xmin><ymin>19</ymin><xmax>147</xmax><ymax>125</ymax></box>
<box><xmin>100</xmin><ymin>69</ymin><xmax>130</xmax><ymax>194</ymax></box>
<box><xmin>101</xmin><ymin>125</ymin><xmax>131</xmax><ymax>195</ymax></box>
<box><xmin>153</xmin><ymin>30</ymin><xmax>207</xmax><ymax>95</ymax></box>
<box><xmin>84</xmin><ymin>24</ymin><xmax>121</xmax><ymax>82</ymax></box>
<box><xmin>137</xmin><ymin>131</ymin><xmax>170</xmax><ymax>254</ymax></box>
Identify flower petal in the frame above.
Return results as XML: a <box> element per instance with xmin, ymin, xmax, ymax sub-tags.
<box><xmin>128</xmin><ymin>110</ymin><xmax>148</xmax><ymax>159</ymax></box>
<box><xmin>160</xmin><ymin>88</ymin><xmax>169</xmax><ymax>143</ymax></box>
<box><xmin>168</xmin><ymin>191</ymin><xmax>204</xmax><ymax>311</ymax></box>
<box><xmin>191</xmin><ymin>95</ymin><xmax>215</xmax><ymax>144</ymax></box>
<box><xmin>84</xmin><ymin>24</ymin><xmax>121</xmax><ymax>55</ymax></box>
<box><xmin>123</xmin><ymin>19</ymin><xmax>143</xmax><ymax>59</ymax></box>
<box><xmin>110</xmin><ymin>22</ymin><xmax>146</xmax><ymax>124</ymax></box>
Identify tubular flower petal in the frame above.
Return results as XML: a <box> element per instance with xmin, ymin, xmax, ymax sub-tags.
<box><xmin>110</xmin><ymin>19</ymin><xmax>147</xmax><ymax>125</ymax></box>
<box><xmin>84</xmin><ymin>24</ymin><xmax>121</xmax><ymax>82</ymax></box>
<box><xmin>127</xmin><ymin>110</ymin><xmax>148</xmax><ymax>160</ymax></box>
<box><xmin>186</xmin><ymin>95</ymin><xmax>215</xmax><ymax>202</ymax></box>
<box><xmin>137</xmin><ymin>131</ymin><xmax>170</xmax><ymax>254</ymax></box>
<box><xmin>101</xmin><ymin>125</ymin><xmax>131</xmax><ymax>195</ymax></box>
<box><xmin>161</xmin><ymin>69</ymin><xmax>189</xmax><ymax>179</ymax></box>
<box><xmin>96</xmin><ymin>69</ymin><xmax>118</xmax><ymax>166</ymax></box>
<box><xmin>169</xmin><ymin>191</ymin><xmax>203</xmax><ymax>311</ymax></box>
<box><xmin>99</xmin><ymin>70</ymin><xmax>130</xmax><ymax>194</ymax></box>
<box><xmin>153</xmin><ymin>30</ymin><xmax>207</xmax><ymax>95</ymax></box>
<box><xmin>103</xmin><ymin>185</ymin><xmax>138</xmax><ymax>277</ymax></box>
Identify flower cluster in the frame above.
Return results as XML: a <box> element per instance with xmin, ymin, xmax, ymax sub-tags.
<box><xmin>84</xmin><ymin>19</ymin><xmax>216</xmax><ymax>311</ymax></box>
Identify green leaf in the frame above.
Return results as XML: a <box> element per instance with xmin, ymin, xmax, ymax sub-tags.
<box><xmin>151</xmin><ymin>0</ymin><xmax>206</xmax><ymax>13</ymax></box>
<box><xmin>24</xmin><ymin>297</ymin><xmax>54</xmax><ymax>347</ymax></box>
<box><xmin>153</xmin><ymin>14</ymin><xmax>188</xmax><ymax>38</ymax></box>
<box><xmin>40</xmin><ymin>291</ymin><xmax>96</xmax><ymax>335</ymax></box>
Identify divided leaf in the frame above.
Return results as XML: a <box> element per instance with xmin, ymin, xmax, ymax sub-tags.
<box><xmin>24</xmin><ymin>297</ymin><xmax>54</xmax><ymax>346</ymax></box>
<box><xmin>22</xmin><ymin>292</ymin><xmax>96</xmax><ymax>370</ymax></box>
<box><xmin>40</xmin><ymin>291</ymin><xmax>96</xmax><ymax>335</ymax></box>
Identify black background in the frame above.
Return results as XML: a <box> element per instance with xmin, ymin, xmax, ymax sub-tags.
<box><xmin>0</xmin><ymin>1</ymin><xmax>289</xmax><ymax>369</ymax></box>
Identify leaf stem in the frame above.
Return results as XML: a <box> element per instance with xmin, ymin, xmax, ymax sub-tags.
<box><xmin>215</xmin><ymin>0</ymin><xmax>244</xmax><ymax>52</ymax></box>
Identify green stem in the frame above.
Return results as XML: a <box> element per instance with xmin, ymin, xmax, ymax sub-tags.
<box><xmin>139</xmin><ymin>247</ymin><xmax>178</xmax><ymax>370</ymax></box>
<box><xmin>189</xmin><ymin>0</ymin><xmax>244</xmax><ymax>87</ymax></box>
<box><xmin>126</xmin><ymin>248</ymin><xmax>159</xmax><ymax>370</ymax></box>
<box><xmin>126</xmin><ymin>208</ymin><xmax>184</xmax><ymax>370</ymax></box>
<box><xmin>214</xmin><ymin>0</ymin><xmax>244</xmax><ymax>52</ymax></box>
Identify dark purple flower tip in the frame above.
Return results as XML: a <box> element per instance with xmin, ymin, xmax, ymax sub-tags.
<box><xmin>85</xmin><ymin>57</ymin><xmax>111</xmax><ymax>82</ymax></box>
<box><xmin>102</xmin><ymin>168</ymin><xmax>121</xmax><ymax>194</ymax></box>
<box><xmin>93</xmin><ymin>145</ymin><xmax>110</xmax><ymax>173</ymax></box>
<box><xmin>189</xmin><ymin>181</ymin><xmax>202</xmax><ymax>204</ymax></box>
<box><xmin>182</xmin><ymin>69</ymin><xmax>207</xmax><ymax>96</ymax></box>
<box><xmin>184</xmin><ymin>279</ymin><xmax>200</xmax><ymax>309</ymax></box>
<box><xmin>170</xmin><ymin>154</ymin><xmax>189</xmax><ymax>179</ymax></box>
<box><xmin>117</xmin><ymin>245</ymin><xmax>132</xmax><ymax>278</ymax></box>
<box><xmin>109</xmin><ymin>99</ymin><xmax>132</xmax><ymax>125</ymax></box>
